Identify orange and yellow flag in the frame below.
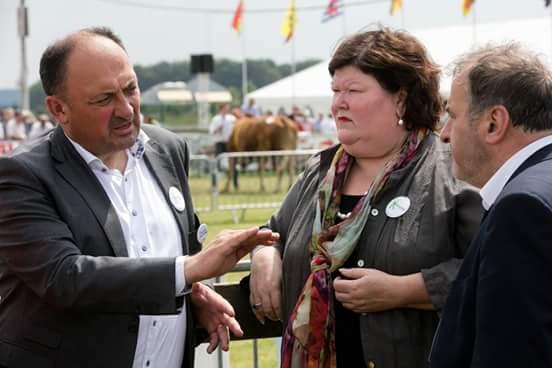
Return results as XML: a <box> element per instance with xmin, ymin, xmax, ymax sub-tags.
<box><xmin>463</xmin><ymin>0</ymin><xmax>474</xmax><ymax>16</ymax></box>
<box><xmin>390</xmin><ymin>0</ymin><xmax>402</xmax><ymax>15</ymax></box>
<box><xmin>280</xmin><ymin>0</ymin><xmax>297</xmax><ymax>43</ymax></box>
<box><xmin>231</xmin><ymin>0</ymin><xmax>244</xmax><ymax>33</ymax></box>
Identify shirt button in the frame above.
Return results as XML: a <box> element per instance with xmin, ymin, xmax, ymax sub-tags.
<box><xmin>132</xmin><ymin>210</ymin><xmax>138</xmax><ymax>216</ymax></box>
<box><xmin>146</xmin><ymin>360</ymin><xmax>150</xmax><ymax>367</ymax></box>
<box><xmin>101</xmin><ymin>168</ymin><xmax>107</xmax><ymax>173</ymax></box>
<box><xmin>153</xmin><ymin>320</ymin><xmax>157</xmax><ymax>327</ymax></box>
<box><xmin>371</xmin><ymin>208</ymin><xmax>379</xmax><ymax>216</ymax></box>
<box><xmin>368</xmin><ymin>361</ymin><xmax>376</xmax><ymax>368</ymax></box>
<box><xmin>357</xmin><ymin>259</ymin><xmax>365</xmax><ymax>267</ymax></box>
<box><xmin>141</xmin><ymin>245</ymin><xmax>148</xmax><ymax>252</ymax></box>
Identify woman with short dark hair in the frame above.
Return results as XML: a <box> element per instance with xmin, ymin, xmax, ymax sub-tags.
<box><xmin>249</xmin><ymin>27</ymin><xmax>483</xmax><ymax>368</ymax></box>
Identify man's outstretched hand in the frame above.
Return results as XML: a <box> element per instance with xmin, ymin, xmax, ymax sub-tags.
<box><xmin>185</xmin><ymin>227</ymin><xmax>279</xmax><ymax>284</ymax></box>
<box><xmin>191</xmin><ymin>282</ymin><xmax>241</xmax><ymax>353</ymax></box>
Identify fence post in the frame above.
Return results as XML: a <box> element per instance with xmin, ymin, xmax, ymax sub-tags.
<box><xmin>210</xmin><ymin>158</ymin><xmax>218</xmax><ymax>212</ymax></box>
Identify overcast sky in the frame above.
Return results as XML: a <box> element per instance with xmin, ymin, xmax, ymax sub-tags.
<box><xmin>1</xmin><ymin>0</ymin><xmax>551</xmax><ymax>89</ymax></box>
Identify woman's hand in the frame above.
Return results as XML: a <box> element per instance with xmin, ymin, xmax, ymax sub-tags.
<box><xmin>334</xmin><ymin>268</ymin><xmax>403</xmax><ymax>313</ymax></box>
<box><xmin>334</xmin><ymin>268</ymin><xmax>433</xmax><ymax>313</ymax></box>
<box><xmin>249</xmin><ymin>246</ymin><xmax>283</xmax><ymax>323</ymax></box>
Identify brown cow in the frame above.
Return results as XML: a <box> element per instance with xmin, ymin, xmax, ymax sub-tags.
<box><xmin>223</xmin><ymin>115</ymin><xmax>298</xmax><ymax>192</ymax></box>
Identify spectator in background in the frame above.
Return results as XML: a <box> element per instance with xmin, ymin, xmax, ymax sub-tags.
<box><xmin>320</xmin><ymin>113</ymin><xmax>337</xmax><ymax>136</ymax></box>
<box><xmin>312</xmin><ymin>112</ymin><xmax>325</xmax><ymax>133</ymax></box>
<box><xmin>1</xmin><ymin>108</ymin><xmax>15</xmax><ymax>140</ymax></box>
<box><xmin>6</xmin><ymin>109</ymin><xmax>27</xmax><ymax>140</ymax></box>
<box><xmin>0</xmin><ymin>109</ymin><xmax>8</xmax><ymax>140</ymax></box>
<box><xmin>241</xmin><ymin>98</ymin><xmax>261</xmax><ymax>117</ymax></box>
<box><xmin>209</xmin><ymin>103</ymin><xmax>237</xmax><ymax>158</ymax></box>
<box><xmin>29</xmin><ymin>113</ymin><xmax>55</xmax><ymax>139</ymax></box>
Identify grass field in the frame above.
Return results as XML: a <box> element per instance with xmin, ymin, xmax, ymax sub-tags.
<box><xmin>191</xmin><ymin>173</ymin><xmax>290</xmax><ymax>368</ymax></box>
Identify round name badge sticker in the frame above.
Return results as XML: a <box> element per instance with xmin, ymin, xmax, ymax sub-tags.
<box><xmin>385</xmin><ymin>196</ymin><xmax>411</xmax><ymax>218</ymax></box>
<box><xmin>197</xmin><ymin>223</ymin><xmax>208</xmax><ymax>243</ymax></box>
<box><xmin>169</xmin><ymin>186</ymin><xmax>186</xmax><ymax>212</ymax></box>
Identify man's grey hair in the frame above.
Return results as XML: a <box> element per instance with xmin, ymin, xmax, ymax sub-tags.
<box><xmin>451</xmin><ymin>42</ymin><xmax>552</xmax><ymax>132</ymax></box>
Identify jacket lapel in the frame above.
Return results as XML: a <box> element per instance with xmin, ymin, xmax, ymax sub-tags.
<box><xmin>50</xmin><ymin>127</ymin><xmax>128</xmax><ymax>256</ymax></box>
<box><xmin>143</xmin><ymin>139</ymin><xmax>189</xmax><ymax>255</ymax></box>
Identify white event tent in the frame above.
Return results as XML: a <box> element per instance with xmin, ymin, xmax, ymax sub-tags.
<box><xmin>246</xmin><ymin>16</ymin><xmax>552</xmax><ymax>114</ymax></box>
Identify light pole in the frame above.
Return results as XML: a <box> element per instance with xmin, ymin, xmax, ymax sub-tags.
<box><xmin>17</xmin><ymin>0</ymin><xmax>29</xmax><ymax>111</ymax></box>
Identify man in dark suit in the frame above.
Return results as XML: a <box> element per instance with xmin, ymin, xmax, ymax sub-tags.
<box><xmin>0</xmin><ymin>27</ymin><xmax>278</xmax><ymax>368</ymax></box>
<box><xmin>430</xmin><ymin>42</ymin><xmax>552</xmax><ymax>367</ymax></box>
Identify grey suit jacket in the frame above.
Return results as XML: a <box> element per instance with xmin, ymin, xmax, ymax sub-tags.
<box><xmin>0</xmin><ymin>125</ymin><xmax>202</xmax><ymax>368</ymax></box>
<box><xmin>266</xmin><ymin>133</ymin><xmax>482</xmax><ymax>367</ymax></box>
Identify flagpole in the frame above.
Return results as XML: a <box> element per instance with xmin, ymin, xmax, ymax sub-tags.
<box><xmin>400</xmin><ymin>2</ymin><xmax>405</xmax><ymax>29</ymax></box>
<box><xmin>291</xmin><ymin>34</ymin><xmax>296</xmax><ymax>106</ymax></box>
<box><xmin>241</xmin><ymin>28</ymin><xmax>248</xmax><ymax>101</ymax></box>
<box><xmin>472</xmin><ymin>2</ymin><xmax>477</xmax><ymax>46</ymax></box>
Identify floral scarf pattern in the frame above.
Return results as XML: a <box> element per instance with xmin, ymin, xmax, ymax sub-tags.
<box><xmin>281</xmin><ymin>129</ymin><xmax>427</xmax><ymax>368</ymax></box>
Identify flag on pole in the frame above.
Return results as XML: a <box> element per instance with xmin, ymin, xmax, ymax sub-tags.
<box><xmin>463</xmin><ymin>0</ymin><xmax>474</xmax><ymax>16</ymax></box>
<box><xmin>322</xmin><ymin>0</ymin><xmax>342</xmax><ymax>22</ymax></box>
<box><xmin>390</xmin><ymin>0</ymin><xmax>402</xmax><ymax>15</ymax></box>
<box><xmin>546</xmin><ymin>0</ymin><xmax>551</xmax><ymax>7</ymax></box>
<box><xmin>280</xmin><ymin>0</ymin><xmax>297</xmax><ymax>43</ymax></box>
<box><xmin>231</xmin><ymin>0</ymin><xmax>244</xmax><ymax>33</ymax></box>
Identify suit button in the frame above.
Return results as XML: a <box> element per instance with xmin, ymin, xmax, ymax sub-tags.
<box><xmin>357</xmin><ymin>259</ymin><xmax>365</xmax><ymax>267</ymax></box>
<box><xmin>368</xmin><ymin>361</ymin><xmax>376</xmax><ymax>368</ymax></box>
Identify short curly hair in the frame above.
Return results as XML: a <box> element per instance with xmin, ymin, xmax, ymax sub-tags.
<box><xmin>329</xmin><ymin>27</ymin><xmax>442</xmax><ymax>131</ymax></box>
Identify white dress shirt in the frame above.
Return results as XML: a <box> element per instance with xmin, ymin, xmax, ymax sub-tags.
<box><xmin>69</xmin><ymin>130</ymin><xmax>188</xmax><ymax>368</ymax></box>
<box><xmin>208</xmin><ymin>113</ymin><xmax>236</xmax><ymax>143</ymax></box>
<box><xmin>480</xmin><ymin>135</ymin><xmax>552</xmax><ymax>210</ymax></box>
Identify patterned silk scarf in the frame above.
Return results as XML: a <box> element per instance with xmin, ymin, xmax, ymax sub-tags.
<box><xmin>282</xmin><ymin>129</ymin><xmax>428</xmax><ymax>368</ymax></box>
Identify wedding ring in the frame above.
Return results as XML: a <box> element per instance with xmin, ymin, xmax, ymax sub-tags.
<box><xmin>252</xmin><ymin>302</ymin><xmax>262</xmax><ymax>309</ymax></box>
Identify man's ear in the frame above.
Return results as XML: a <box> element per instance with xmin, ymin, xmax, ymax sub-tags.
<box><xmin>483</xmin><ymin>105</ymin><xmax>509</xmax><ymax>144</ymax></box>
<box><xmin>45</xmin><ymin>95</ymin><xmax>69</xmax><ymax>126</ymax></box>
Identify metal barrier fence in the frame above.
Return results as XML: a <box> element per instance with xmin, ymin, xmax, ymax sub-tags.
<box><xmin>209</xmin><ymin>260</ymin><xmax>282</xmax><ymax>368</ymax></box>
<box><xmin>189</xmin><ymin>149</ymin><xmax>319</xmax><ymax>222</ymax></box>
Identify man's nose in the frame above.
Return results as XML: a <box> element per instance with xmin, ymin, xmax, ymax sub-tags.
<box><xmin>114</xmin><ymin>94</ymin><xmax>134</xmax><ymax>120</ymax></box>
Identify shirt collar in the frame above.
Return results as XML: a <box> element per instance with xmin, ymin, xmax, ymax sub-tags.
<box><xmin>480</xmin><ymin>135</ymin><xmax>552</xmax><ymax>210</ymax></box>
<box><xmin>67</xmin><ymin>129</ymin><xmax>150</xmax><ymax>168</ymax></box>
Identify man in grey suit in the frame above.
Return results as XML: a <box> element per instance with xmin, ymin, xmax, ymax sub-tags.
<box><xmin>0</xmin><ymin>27</ymin><xmax>278</xmax><ymax>368</ymax></box>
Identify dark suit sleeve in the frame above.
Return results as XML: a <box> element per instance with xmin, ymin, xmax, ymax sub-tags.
<box><xmin>0</xmin><ymin>157</ymin><xmax>180</xmax><ymax>314</ymax></box>
<box><xmin>472</xmin><ymin>193</ymin><xmax>552</xmax><ymax>367</ymax></box>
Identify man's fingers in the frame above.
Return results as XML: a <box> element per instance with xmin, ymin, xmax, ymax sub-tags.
<box><xmin>225</xmin><ymin>315</ymin><xmax>243</xmax><ymax>337</ymax></box>
<box><xmin>218</xmin><ymin>324</ymin><xmax>230</xmax><ymax>351</ymax></box>
<box><xmin>231</xmin><ymin>227</ymin><xmax>279</xmax><ymax>246</ymax></box>
<box><xmin>206</xmin><ymin>331</ymin><xmax>219</xmax><ymax>354</ymax></box>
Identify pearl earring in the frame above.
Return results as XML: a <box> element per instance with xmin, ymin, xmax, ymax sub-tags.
<box><xmin>398</xmin><ymin>118</ymin><xmax>404</xmax><ymax>126</ymax></box>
